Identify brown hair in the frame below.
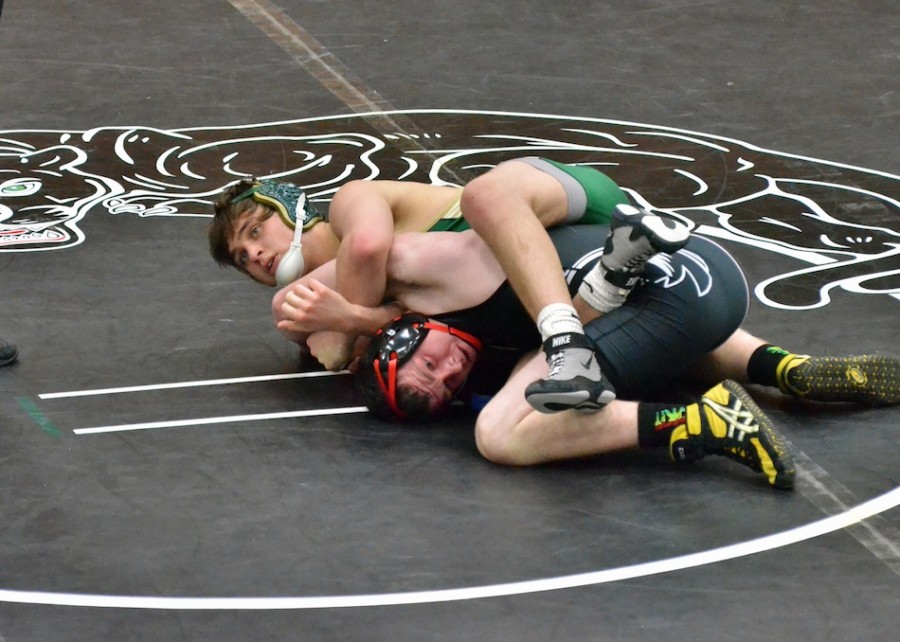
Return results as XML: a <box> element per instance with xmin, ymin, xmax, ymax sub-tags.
<box><xmin>207</xmin><ymin>178</ymin><xmax>276</xmax><ymax>270</ymax></box>
<box><xmin>354</xmin><ymin>372</ymin><xmax>438</xmax><ymax>421</ymax></box>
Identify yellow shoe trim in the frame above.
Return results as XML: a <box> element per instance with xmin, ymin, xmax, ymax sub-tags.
<box><xmin>776</xmin><ymin>354</ymin><xmax>810</xmax><ymax>396</ymax></box>
<box><xmin>669</xmin><ymin>425</ymin><xmax>688</xmax><ymax>462</ymax></box>
<box><xmin>701</xmin><ymin>383</ymin><xmax>735</xmax><ymax>439</ymax></box>
<box><xmin>686</xmin><ymin>402</ymin><xmax>702</xmax><ymax>437</ymax></box>
<box><xmin>750</xmin><ymin>437</ymin><xmax>778</xmax><ymax>488</ymax></box>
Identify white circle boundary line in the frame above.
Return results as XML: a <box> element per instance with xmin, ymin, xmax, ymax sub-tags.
<box><xmin>1</xmin><ymin>486</ymin><xmax>897</xmax><ymax>610</ymax></box>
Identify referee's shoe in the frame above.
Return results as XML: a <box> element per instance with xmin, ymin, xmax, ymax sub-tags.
<box><xmin>0</xmin><ymin>338</ymin><xmax>19</xmax><ymax>366</ymax></box>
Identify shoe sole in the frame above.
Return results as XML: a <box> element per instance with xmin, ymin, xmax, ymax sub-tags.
<box><xmin>642</xmin><ymin>214</ymin><xmax>690</xmax><ymax>254</ymax></box>
<box><xmin>525</xmin><ymin>388</ymin><xmax>617</xmax><ymax>414</ymax></box>
<box><xmin>614</xmin><ymin>204</ymin><xmax>690</xmax><ymax>255</ymax></box>
<box><xmin>786</xmin><ymin>355</ymin><xmax>900</xmax><ymax>405</ymax></box>
<box><xmin>722</xmin><ymin>380</ymin><xmax>796</xmax><ymax>490</ymax></box>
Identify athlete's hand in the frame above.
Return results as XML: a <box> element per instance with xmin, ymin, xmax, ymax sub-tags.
<box><xmin>306</xmin><ymin>330</ymin><xmax>357</xmax><ymax>371</ymax></box>
<box><xmin>281</xmin><ymin>278</ymin><xmax>355</xmax><ymax>334</ymax></box>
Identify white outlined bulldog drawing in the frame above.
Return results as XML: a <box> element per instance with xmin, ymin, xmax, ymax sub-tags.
<box><xmin>1</xmin><ymin>110</ymin><xmax>897</xmax><ymax>310</ymax></box>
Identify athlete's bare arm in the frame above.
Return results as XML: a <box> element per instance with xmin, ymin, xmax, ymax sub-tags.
<box><xmin>326</xmin><ymin>180</ymin><xmax>463</xmax><ymax>308</ymax></box>
<box><xmin>275</xmin><ymin>229</ymin><xmax>506</xmax><ymax>356</ymax></box>
<box><xmin>306</xmin><ymin>181</ymin><xmax>462</xmax><ymax>366</ymax></box>
<box><xmin>384</xmin><ymin>230</ymin><xmax>506</xmax><ymax>315</ymax></box>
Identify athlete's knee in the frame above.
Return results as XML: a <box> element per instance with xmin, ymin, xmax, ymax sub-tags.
<box><xmin>460</xmin><ymin>170</ymin><xmax>517</xmax><ymax>227</ymax></box>
<box><xmin>475</xmin><ymin>421</ymin><xmax>515</xmax><ymax>466</ymax></box>
<box><xmin>474</xmin><ymin>405</ymin><xmax>533</xmax><ymax>466</ymax></box>
<box><xmin>474</xmin><ymin>404</ymin><xmax>513</xmax><ymax>464</ymax></box>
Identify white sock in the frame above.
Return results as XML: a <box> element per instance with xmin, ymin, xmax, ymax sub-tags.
<box><xmin>578</xmin><ymin>265</ymin><xmax>630</xmax><ymax>314</ymax></box>
<box><xmin>536</xmin><ymin>303</ymin><xmax>584</xmax><ymax>342</ymax></box>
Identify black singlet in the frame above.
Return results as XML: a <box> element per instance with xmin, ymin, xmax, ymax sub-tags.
<box><xmin>433</xmin><ymin>224</ymin><xmax>749</xmax><ymax>399</ymax></box>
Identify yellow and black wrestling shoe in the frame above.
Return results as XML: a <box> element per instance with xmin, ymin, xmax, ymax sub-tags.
<box><xmin>670</xmin><ymin>380</ymin><xmax>795</xmax><ymax>490</ymax></box>
<box><xmin>777</xmin><ymin>354</ymin><xmax>900</xmax><ymax>406</ymax></box>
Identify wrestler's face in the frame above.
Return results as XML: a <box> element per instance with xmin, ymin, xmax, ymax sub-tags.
<box><xmin>397</xmin><ymin>331</ymin><xmax>478</xmax><ymax>412</ymax></box>
<box><xmin>228</xmin><ymin>206</ymin><xmax>296</xmax><ymax>286</ymax></box>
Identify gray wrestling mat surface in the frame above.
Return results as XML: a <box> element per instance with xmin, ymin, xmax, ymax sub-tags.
<box><xmin>1</xmin><ymin>1</ymin><xmax>898</xmax><ymax>640</ymax></box>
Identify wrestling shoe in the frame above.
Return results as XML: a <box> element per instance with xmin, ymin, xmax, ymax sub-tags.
<box><xmin>579</xmin><ymin>204</ymin><xmax>691</xmax><ymax>314</ymax></box>
<box><xmin>777</xmin><ymin>354</ymin><xmax>900</xmax><ymax>406</ymax></box>
<box><xmin>0</xmin><ymin>339</ymin><xmax>18</xmax><ymax>367</ymax></box>
<box><xmin>601</xmin><ymin>204</ymin><xmax>690</xmax><ymax>288</ymax></box>
<box><xmin>524</xmin><ymin>332</ymin><xmax>616</xmax><ymax>413</ymax></box>
<box><xmin>669</xmin><ymin>380</ymin><xmax>795</xmax><ymax>490</ymax></box>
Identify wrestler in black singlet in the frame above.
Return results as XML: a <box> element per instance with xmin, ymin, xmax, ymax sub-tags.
<box><xmin>433</xmin><ymin>224</ymin><xmax>749</xmax><ymax>400</ymax></box>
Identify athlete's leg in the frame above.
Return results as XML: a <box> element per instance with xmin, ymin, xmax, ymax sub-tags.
<box><xmin>460</xmin><ymin>161</ymin><xmax>573</xmax><ymax>321</ymax></box>
<box><xmin>460</xmin><ymin>158</ymin><xmax>689</xmax><ymax>414</ymax></box>
<box><xmin>474</xmin><ymin>351</ymin><xmax>794</xmax><ymax>489</ymax></box>
<box><xmin>688</xmin><ymin>329</ymin><xmax>766</xmax><ymax>385</ymax></box>
<box><xmin>474</xmin><ymin>351</ymin><xmax>638</xmax><ymax>465</ymax></box>
<box><xmin>460</xmin><ymin>160</ymin><xmax>613</xmax><ymax>413</ymax></box>
<box><xmin>691</xmin><ymin>329</ymin><xmax>900</xmax><ymax>405</ymax></box>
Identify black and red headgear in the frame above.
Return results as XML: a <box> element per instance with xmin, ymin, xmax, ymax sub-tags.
<box><xmin>355</xmin><ymin>313</ymin><xmax>482</xmax><ymax>420</ymax></box>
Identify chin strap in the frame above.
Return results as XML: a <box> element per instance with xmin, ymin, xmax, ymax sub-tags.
<box><xmin>373</xmin><ymin>355</ymin><xmax>403</xmax><ymax>418</ymax></box>
<box><xmin>274</xmin><ymin>193</ymin><xmax>307</xmax><ymax>286</ymax></box>
<box><xmin>231</xmin><ymin>180</ymin><xmax>322</xmax><ymax>286</ymax></box>
<box><xmin>421</xmin><ymin>321</ymin><xmax>483</xmax><ymax>351</ymax></box>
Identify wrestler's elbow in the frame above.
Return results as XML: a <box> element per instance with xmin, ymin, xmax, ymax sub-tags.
<box><xmin>349</xmin><ymin>231</ymin><xmax>390</xmax><ymax>266</ymax></box>
<box><xmin>271</xmin><ymin>288</ymin><xmax>288</xmax><ymax>321</ymax></box>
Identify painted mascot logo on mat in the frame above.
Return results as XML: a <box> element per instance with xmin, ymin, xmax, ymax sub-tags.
<box><xmin>0</xmin><ymin>110</ymin><xmax>897</xmax><ymax>310</ymax></box>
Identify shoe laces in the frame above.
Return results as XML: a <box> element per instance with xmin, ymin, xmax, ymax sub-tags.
<box><xmin>619</xmin><ymin>247</ymin><xmax>654</xmax><ymax>273</ymax></box>
<box><xmin>703</xmin><ymin>397</ymin><xmax>760</xmax><ymax>459</ymax></box>
<box><xmin>546</xmin><ymin>350</ymin><xmax>567</xmax><ymax>378</ymax></box>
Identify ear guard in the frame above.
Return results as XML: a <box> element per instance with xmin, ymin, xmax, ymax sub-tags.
<box><xmin>231</xmin><ymin>180</ymin><xmax>324</xmax><ymax>285</ymax></box>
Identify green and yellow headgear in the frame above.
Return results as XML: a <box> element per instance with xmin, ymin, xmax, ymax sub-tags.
<box><xmin>231</xmin><ymin>179</ymin><xmax>323</xmax><ymax>230</ymax></box>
